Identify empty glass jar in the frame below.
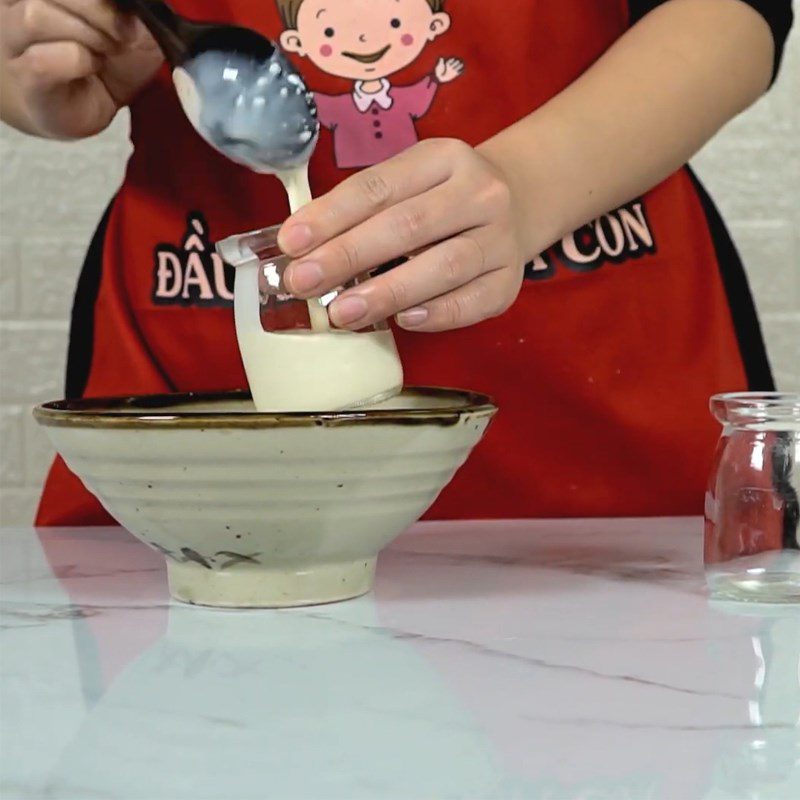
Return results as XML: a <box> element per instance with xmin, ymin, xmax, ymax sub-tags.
<box><xmin>216</xmin><ymin>224</ymin><xmax>403</xmax><ymax>412</ymax></box>
<box><xmin>705</xmin><ymin>392</ymin><xmax>800</xmax><ymax>602</ymax></box>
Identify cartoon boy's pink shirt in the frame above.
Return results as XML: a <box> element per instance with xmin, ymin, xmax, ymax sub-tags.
<box><xmin>314</xmin><ymin>76</ymin><xmax>438</xmax><ymax>169</ymax></box>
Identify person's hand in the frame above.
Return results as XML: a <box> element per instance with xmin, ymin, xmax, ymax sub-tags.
<box><xmin>0</xmin><ymin>0</ymin><xmax>162</xmax><ymax>138</ymax></box>
<box><xmin>434</xmin><ymin>56</ymin><xmax>464</xmax><ymax>84</ymax></box>
<box><xmin>279</xmin><ymin>138</ymin><xmax>525</xmax><ymax>332</ymax></box>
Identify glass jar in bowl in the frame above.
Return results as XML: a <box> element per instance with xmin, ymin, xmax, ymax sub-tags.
<box><xmin>705</xmin><ymin>392</ymin><xmax>800</xmax><ymax>602</ymax></box>
<box><xmin>216</xmin><ymin>224</ymin><xmax>403</xmax><ymax>412</ymax></box>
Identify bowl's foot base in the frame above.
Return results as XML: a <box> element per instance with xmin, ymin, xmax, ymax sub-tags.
<box><xmin>167</xmin><ymin>558</ymin><xmax>377</xmax><ymax>608</ymax></box>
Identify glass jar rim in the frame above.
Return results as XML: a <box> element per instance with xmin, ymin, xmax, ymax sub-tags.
<box><xmin>216</xmin><ymin>224</ymin><xmax>284</xmax><ymax>269</ymax></box>
<box><xmin>710</xmin><ymin>391</ymin><xmax>800</xmax><ymax>426</ymax></box>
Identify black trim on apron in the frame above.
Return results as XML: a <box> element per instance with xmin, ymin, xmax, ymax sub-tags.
<box><xmin>686</xmin><ymin>167</ymin><xmax>775</xmax><ymax>391</ymax></box>
<box><xmin>65</xmin><ymin>198</ymin><xmax>115</xmax><ymax>399</ymax></box>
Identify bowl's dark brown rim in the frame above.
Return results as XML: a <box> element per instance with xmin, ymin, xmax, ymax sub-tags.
<box><xmin>33</xmin><ymin>387</ymin><xmax>497</xmax><ymax>429</ymax></box>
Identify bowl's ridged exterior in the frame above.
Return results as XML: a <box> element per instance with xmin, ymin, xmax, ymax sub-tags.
<box><xmin>40</xmin><ymin>394</ymin><xmax>494</xmax><ymax>607</ymax></box>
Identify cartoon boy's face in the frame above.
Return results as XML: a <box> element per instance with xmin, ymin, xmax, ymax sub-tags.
<box><xmin>280</xmin><ymin>0</ymin><xmax>451</xmax><ymax>82</ymax></box>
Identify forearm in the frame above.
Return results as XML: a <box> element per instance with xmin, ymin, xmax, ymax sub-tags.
<box><xmin>479</xmin><ymin>0</ymin><xmax>775</xmax><ymax>258</ymax></box>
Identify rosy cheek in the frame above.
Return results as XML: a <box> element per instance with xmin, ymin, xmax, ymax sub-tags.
<box><xmin>400</xmin><ymin>33</ymin><xmax>414</xmax><ymax>46</ymax></box>
<box><xmin>319</xmin><ymin>44</ymin><xmax>333</xmax><ymax>57</ymax></box>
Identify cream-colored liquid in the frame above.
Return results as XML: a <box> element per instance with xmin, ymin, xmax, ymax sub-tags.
<box><xmin>276</xmin><ymin>166</ymin><xmax>330</xmax><ymax>333</ymax></box>
<box><xmin>239</xmin><ymin>328</ymin><xmax>403</xmax><ymax>412</ymax></box>
<box><xmin>173</xmin><ymin>67</ymin><xmax>201</xmax><ymax>131</ymax></box>
<box><xmin>232</xmin><ymin>163</ymin><xmax>403</xmax><ymax>411</ymax></box>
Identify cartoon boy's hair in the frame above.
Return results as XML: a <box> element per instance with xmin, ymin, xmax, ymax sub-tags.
<box><xmin>276</xmin><ymin>0</ymin><xmax>446</xmax><ymax>29</ymax></box>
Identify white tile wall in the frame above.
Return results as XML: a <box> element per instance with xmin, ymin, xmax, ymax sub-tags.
<box><xmin>691</xmin><ymin>39</ymin><xmax>800</xmax><ymax>404</ymax></box>
<box><xmin>0</xmin><ymin>113</ymin><xmax>132</xmax><ymax>524</ymax></box>
<box><xmin>1</xmin><ymin>38</ymin><xmax>798</xmax><ymax>525</ymax></box>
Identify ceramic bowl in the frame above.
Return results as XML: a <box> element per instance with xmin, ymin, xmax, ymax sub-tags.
<box><xmin>34</xmin><ymin>388</ymin><xmax>496</xmax><ymax>607</ymax></box>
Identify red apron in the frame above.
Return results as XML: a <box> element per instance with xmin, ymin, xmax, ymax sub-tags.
<box><xmin>36</xmin><ymin>0</ymin><xmax>772</xmax><ymax>525</ymax></box>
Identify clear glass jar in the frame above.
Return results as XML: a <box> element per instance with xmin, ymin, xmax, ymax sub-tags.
<box><xmin>216</xmin><ymin>224</ymin><xmax>403</xmax><ymax>412</ymax></box>
<box><xmin>705</xmin><ymin>392</ymin><xmax>800</xmax><ymax>602</ymax></box>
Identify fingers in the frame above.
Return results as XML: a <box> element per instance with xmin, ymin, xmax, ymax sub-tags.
<box><xmin>5</xmin><ymin>0</ymin><xmax>122</xmax><ymax>57</ymax></box>
<box><xmin>331</xmin><ymin>231</ymin><xmax>491</xmax><ymax>328</ymax></box>
<box><xmin>277</xmin><ymin>140</ymin><xmax>460</xmax><ymax>256</ymax></box>
<box><xmin>278</xmin><ymin>136</ymin><xmax>522</xmax><ymax>333</ymax></box>
<box><xmin>284</xmin><ymin>177</ymin><xmax>493</xmax><ymax>298</ymax></box>
<box><xmin>14</xmin><ymin>39</ymin><xmax>101</xmax><ymax>90</ymax></box>
<box><xmin>50</xmin><ymin>0</ymin><xmax>128</xmax><ymax>45</ymax></box>
<box><xmin>326</xmin><ymin>226</ymin><xmax>509</xmax><ymax>330</ymax></box>
<box><xmin>395</xmin><ymin>268</ymin><xmax>520</xmax><ymax>333</ymax></box>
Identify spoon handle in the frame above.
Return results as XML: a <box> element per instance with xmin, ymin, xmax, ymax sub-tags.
<box><xmin>116</xmin><ymin>0</ymin><xmax>190</xmax><ymax>65</ymax></box>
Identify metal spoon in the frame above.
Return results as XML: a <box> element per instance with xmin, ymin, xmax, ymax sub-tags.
<box><xmin>118</xmin><ymin>0</ymin><xmax>319</xmax><ymax>173</ymax></box>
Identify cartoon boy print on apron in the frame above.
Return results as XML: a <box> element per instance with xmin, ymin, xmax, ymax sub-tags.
<box><xmin>276</xmin><ymin>0</ymin><xmax>464</xmax><ymax>168</ymax></box>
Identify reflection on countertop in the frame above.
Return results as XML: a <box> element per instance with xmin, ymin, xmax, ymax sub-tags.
<box><xmin>1</xmin><ymin>518</ymin><xmax>798</xmax><ymax>799</ymax></box>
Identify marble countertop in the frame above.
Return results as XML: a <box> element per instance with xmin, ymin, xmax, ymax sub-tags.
<box><xmin>1</xmin><ymin>518</ymin><xmax>798</xmax><ymax>799</ymax></box>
